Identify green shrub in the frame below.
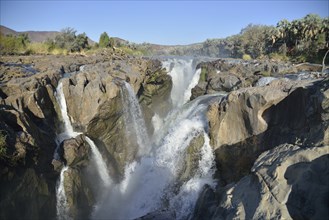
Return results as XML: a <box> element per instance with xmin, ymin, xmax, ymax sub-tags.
<box><xmin>27</xmin><ymin>42</ymin><xmax>50</xmax><ymax>54</ymax></box>
<box><xmin>242</xmin><ymin>54</ymin><xmax>252</xmax><ymax>60</ymax></box>
<box><xmin>0</xmin><ymin>34</ymin><xmax>28</xmax><ymax>55</ymax></box>
<box><xmin>99</xmin><ymin>32</ymin><xmax>110</xmax><ymax>48</ymax></box>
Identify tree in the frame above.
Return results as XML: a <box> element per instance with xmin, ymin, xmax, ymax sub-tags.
<box><xmin>239</xmin><ymin>24</ymin><xmax>275</xmax><ymax>58</ymax></box>
<box><xmin>0</xmin><ymin>33</ymin><xmax>29</xmax><ymax>54</ymax></box>
<box><xmin>72</xmin><ymin>33</ymin><xmax>89</xmax><ymax>52</ymax></box>
<box><xmin>54</xmin><ymin>27</ymin><xmax>77</xmax><ymax>51</ymax></box>
<box><xmin>99</xmin><ymin>32</ymin><xmax>110</xmax><ymax>48</ymax></box>
<box><xmin>109</xmin><ymin>37</ymin><xmax>116</xmax><ymax>48</ymax></box>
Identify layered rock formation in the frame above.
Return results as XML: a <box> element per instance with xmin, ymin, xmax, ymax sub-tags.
<box><xmin>193</xmin><ymin>144</ymin><xmax>329</xmax><ymax>220</ymax></box>
<box><xmin>191</xmin><ymin>59</ymin><xmax>323</xmax><ymax>100</ymax></box>
<box><xmin>192</xmin><ymin>74</ymin><xmax>328</xmax><ymax>219</ymax></box>
<box><xmin>0</xmin><ymin>51</ymin><xmax>172</xmax><ymax>219</ymax></box>
<box><xmin>208</xmin><ymin>78</ymin><xmax>328</xmax><ymax>184</ymax></box>
<box><xmin>1</xmin><ymin>52</ymin><xmax>327</xmax><ymax>220</ymax></box>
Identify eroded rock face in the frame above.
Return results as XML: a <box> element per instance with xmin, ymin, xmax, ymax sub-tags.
<box><xmin>178</xmin><ymin>134</ymin><xmax>205</xmax><ymax>183</ymax></box>
<box><xmin>193</xmin><ymin>144</ymin><xmax>329</xmax><ymax>220</ymax></box>
<box><xmin>58</xmin><ymin>58</ymin><xmax>172</xmax><ymax>180</ymax></box>
<box><xmin>0</xmin><ymin>168</ymin><xmax>54</xmax><ymax>220</ymax></box>
<box><xmin>191</xmin><ymin>58</ymin><xmax>323</xmax><ymax>100</ymax></box>
<box><xmin>207</xmin><ymin>78</ymin><xmax>328</xmax><ymax>184</ymax></box>
<box><xmin>62</xmin><ymin>135</ymin><xmax>90</xmax><ymax>167</ymax></box>
<box><xmin>0</xmin><ymin>79</ymin><xmax>59</xmax><ymax>219</ymax></box>
<box><xmin>63</xmin><ymin>167</ymin><xmax>94</xmax><ymax>219</ymax></box>
<box><xmin>139</xmin><ymin>66</ymin><xmax>173</xmax><ymax>134</ymax></box>
<box><xmin>61</xmin><ymin>72</ymin><xmax>120</xmax><ymax>130</ymax></box>
<box><xmin>0</xmin><ymin>53</ymin><xmax>173</xmax><ymax>219</ymax></box>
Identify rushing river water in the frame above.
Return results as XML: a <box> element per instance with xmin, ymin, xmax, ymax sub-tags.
<box><xmin>55</xmin><ymin>58</ymin><xmax>224</xmax><ymax>220</ymax></box>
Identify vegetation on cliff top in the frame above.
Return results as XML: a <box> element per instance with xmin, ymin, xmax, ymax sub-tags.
<box><xmin>0</xmin><ymin>27</ymin><xmax>147</xmax><ymax>56</ymax></box>
<box><xmin>0</xmin><ymin>14</ymin><xmax>328</xmax><ymax>63</ymax></box>
<box><xmin>140</xmin><ymin>14</ymin><xmax>329</xmax><ymax>64</ymax></box>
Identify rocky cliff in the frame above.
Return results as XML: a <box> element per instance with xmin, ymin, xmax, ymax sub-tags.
<box><xmin>0</xmin><ymin>51</ymin><xmax>172</xmax><ymax>219</ymax></box>
<box><xmin>191</xmin><ymin>58</ymin><xmax>324</xmax><ymax>100</ymax></box>
<box><xmin>1</xmin><ymin>53</ymin><xmax>328</xmax><ymax>220</ymax></box>
<box><xmin>191</xmin><ymin>63</ymin><xmax>328</xmax><ymax>219</ymax></box>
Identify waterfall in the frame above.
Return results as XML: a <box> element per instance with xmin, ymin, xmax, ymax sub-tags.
<box><xmin>56</xmin><ymin>166</ymin><xmax>71</xmax><ymax>220</ymax></box>
<box><xmin>162</xmin><ymin>58</ymin><xmax>199</xmax><ymax>107</ymax></box>
<box><xmin>121</xmin><ymin>81</ymin><xmax>150</xmax><ymax>156</ymax></box>
<box><xmin>54</xmin><ymin>81</ymin><xmax>112</xmax><ymax>219</ymax></box>
<box><xmin>53</xmin><ymin>58</ymin><xmax>223</xmax><ymax>220</ymax></box>
<box><xmin>85</xmin><ymin>137</ymin><xmax>112</xmax><ymax>187</ymax></box>
<box><xmin>55</xmin><ymin>82</ymin><xmax>77</xmax><ymax>141</ymax></box>
<box><xmin>168</xmin><ymin>132</ymin><xmax>216</xmax><ymax>219</ymax></box>
<box><xmin>55</xmin><ymin>81</ymin><xmax>111</xmax><ymax>185</ymax></box>
<box><xmin>151</xmin><ymin>113</ymin><xmax>163</xmax><ymax>134</ymax></box>
<box><xmin>93</xmin><ymin>92</ymin><xmax>224</xmax><ymax>220</ymax></box>
<box><xmin>183</xmin><ymin>68</ymin><xmax>202</xmax><ymax>103</ymax></box>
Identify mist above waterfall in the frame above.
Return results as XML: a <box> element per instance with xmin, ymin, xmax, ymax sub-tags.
<box><xmin>162</xmin><ymin>58</ymin><xmax>199</xmax><ymax>108</ymax></box>
<box><xmin>91</xmin><ymin>58</ymin><xmax>223</xmax><ymax>219</ymax></box>
<box><xmin>51</xmin><ymin>58</ymin><xmax>224</xmax><ymax>220</ymax></box>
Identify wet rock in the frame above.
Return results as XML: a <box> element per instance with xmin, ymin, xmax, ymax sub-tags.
<box><xmin>179</xmin><ymin>134</ymin><xmax>204</xmax><ymax>183</ymax></box>
<box><xmin>62</xmin><ymin>135</ymin><xmax>90</xmax><ymax>167</ymax></box>
<box><xmin>51</xmin><ymin>159</ymin><xmax>63</xmax><ymax>172</ymax></box>
<box><xmin>63</xmin><ymin>167</ymin><xmax>94</xmax><ymax>219</ymax></box>
<box><xmin>139</xmin><ymin>66</ymin><xmax>173</xmax><ymax>134</ymax></box>
<box><xmin>61</xmin><ymin>71</ymin><xmax>120</xmax><ymax>128</ymax></box>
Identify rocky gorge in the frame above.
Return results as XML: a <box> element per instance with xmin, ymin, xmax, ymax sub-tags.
<box><xmin>0</xmin><ymin>51</ymin><xmax>328</xmax><ymax>220</ymax></box>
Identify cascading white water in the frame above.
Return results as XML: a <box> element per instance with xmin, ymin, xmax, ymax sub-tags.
<box><xmin>54</xmin><ymin>80</ymin><xmax>111</xmax><ymax>219</ymax></box>
<box><xmin>85</xmin><ymin>137</ymin><xmax>112</xmax><ymax>187</ymax></box>
<box><xmin>55</xmin><ymin>81</ymin><xmax>111</xmax><ymax>185</ymax></box>
<box><xmin>169</xmin><ymin>132</ymin><xmax>216</xmax><ymax>219</ymax></box>
<box><xmin>93</xmin><ymin>73</ymin><xmax>224</xmax><ymax>219</ymax></box>
<box><xmin>121</xmin><ymin>81</ymin><xmax>150</xmax><ymax>156</ymax></box>
<box><xmin>183</xmin><ymin>68</ymin><xmax>202</xmax><ymax>103</ymax></box>
<box><xmin>162</xmin><ymin>58</ymin><xmax>200</xmax><ymax>107</ymax></box>
<box><xmin>93</xmin><ymin>94</ymin><xmax>222</xmax><ymax>219</ymax></box>
<box><xmin>55</xmin><ymin>82</ymin><xmax>77</xmax><ymax>141</ymax></box>
<box><xmin>151</xmin><ymin>113</ymin><xmax>163</xmax><ymax>134</ymax></box>
<box><xmin>56</xmin><ymin>166</ymin><xmax>71</xmax><ymax>220</ymax></box>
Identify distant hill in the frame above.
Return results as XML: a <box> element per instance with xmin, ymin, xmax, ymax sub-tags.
<box><xmin>0</xmin><ymin>25</ymin><xmax>60</xmax><ymax>42</ymax></box>
<box><xmin>0</xmin><ymin>25</ymin><xmax>95</xmax><ymax>45</ymax></box>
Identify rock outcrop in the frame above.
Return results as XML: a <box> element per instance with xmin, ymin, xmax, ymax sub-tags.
<box><xmin>207</xmin><ymin>78</ymin><xmax>328</xmax><ymax>184</ymax></box>
<box><xmin>191</xmin><ymin>59</ymin><xmax>323</xmax><ymax>100</ymax></box>
<box><xmin>191</xmin><ymin>74</ymin><xmax>328</xmax><ymax>219</ymax></box>
<box><xmin>58</xmin><ymin>57</ymin><xmax>172</xmax><ymax>180</ymax></box>
<box><xmin>0</xmin><ymin>52</ymin><xmax>173</xmax><ymax>219</ymax></box>
<box><xmin>193</xmin><ymin>144</ymin><xmax>329</xmax><ymax>220</ymax></box>
<box><xmin>62</xmin><ymin>135</ymin><xmax>91</xmax><ymax>167</ymax></box>
<box><xmin>0</xmin><ymin>77</ymin><xmax>59</xmax><ymax>220</ymax></box>
<box><xmin>139</xmin><ymin>62</ymin><xmax>173</xmax><ymax>132</ymax></box>
<box><xmin>63</xmin><ymin>167</ymin><xmax>94</xmax><ymax>219</ymax></box>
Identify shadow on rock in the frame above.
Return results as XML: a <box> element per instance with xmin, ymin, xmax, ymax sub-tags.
<box><xmin>285</xmin><ymin>154</ymin><xmax>329</xmax><ymax>220</ymax></box>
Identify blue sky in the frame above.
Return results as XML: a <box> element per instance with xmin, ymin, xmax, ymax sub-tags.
<box><xmin>1</xmin><ymin>0</ymin><xmax>328</xmax><ymax>45</ymax></box>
